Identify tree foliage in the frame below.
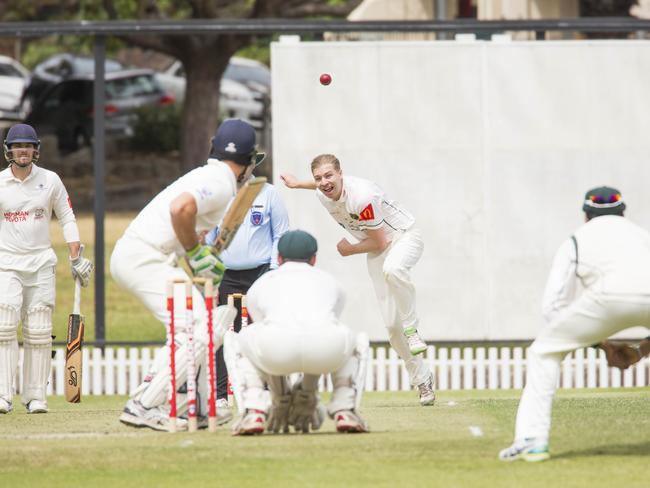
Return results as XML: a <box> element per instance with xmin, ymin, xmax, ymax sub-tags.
<box><xmin>2</xmin><ymin>0</ymin><xmax>361</xmax><ymax>169</ymax></box>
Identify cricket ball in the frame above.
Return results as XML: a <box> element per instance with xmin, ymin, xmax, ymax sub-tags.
<box><xmin>319</xmin><ymin>73</ymin><xmax>332</xmax><ymax>86</ymax></box>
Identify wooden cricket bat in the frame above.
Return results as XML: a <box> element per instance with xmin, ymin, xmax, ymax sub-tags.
<box><xmin>65</xmin><ymin>278</ymin><xmax>84</xmax><ymax>403</ymax></box>
<box><xmin>213</xmin><ymin>176</ymin><xmax>267</xmax><ymax>254</ymax></box>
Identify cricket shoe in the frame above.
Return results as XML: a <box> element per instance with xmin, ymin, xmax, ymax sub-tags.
<box><xmin>0</xmin><ymin>398</ymin><xmax>12</xmax><ymax>414</ymax></box>
<box><xmin>119</xmin><ymin>399</ymin><xmax>188</xmax><ymax>432</ymax></box>
<box><xmin>417</xmin><ymin>374</ymin><xmax>436</xmax><ymax>406</ymax></box>
<box><xmin>499</xmin><ymin>438</ymin><xmax>550</xmax><ymax>462</ymax></box>
<box><xmin>232</xmin><ymin>409</ymin><xmax>266</xmax><ymax>436</ymax></box>
<box><xmin>404</xmin><ymin>327</ymin><xmax>427</xmax><ymax>355</ymax></box>
<box><xmin>334</xmin><ymin>410</ymin><xmax>369</xmax><ymax>433</ymax></box>
<box><xmin>26</xmin><ymin>400</ymin><xmax>48</xmax><ymax>414</ymax></box>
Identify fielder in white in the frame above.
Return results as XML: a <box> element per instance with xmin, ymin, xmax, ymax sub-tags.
<box><xmin>111</xmin><ymin>119</ymin><xmax>263</xmax><ymax>431</ymax></box>
<box><xmin>281</xmin><ymin>154</ymin><xmax>435</xmax><ymax>406</ymax></box>
<box><xmin>500</xmin><ymin>186</ymin><xmax>650</xmax><ymax>462</ymax></box>
<box><xmin>0</xmin><ymin>124</ymin><xmax>93</xmax><ymax>415</ymax></box>
<box><xmin>224</xmin><ymin>229</ymin><xmax>370</xmax><ymax>435</ymax></box>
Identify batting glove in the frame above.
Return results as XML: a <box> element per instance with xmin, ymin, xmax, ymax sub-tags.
<box><xmin>70</xmin><ymin>245</ymin><xmax>94</xmax><ymax>287</ymax></box>
<box><xmin>186</xmin><ymin>244</ymin><xmax>226</xmax><ymax>285</ymax></box>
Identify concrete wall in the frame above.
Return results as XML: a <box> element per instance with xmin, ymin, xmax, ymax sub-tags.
<box><xmin>271</xmin><ymin>38</ymin><xmax>650</xmax><ymax>341</ymax></box>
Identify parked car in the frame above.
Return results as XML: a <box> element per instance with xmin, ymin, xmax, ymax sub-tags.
<box><xmin>25</xmin><ymin>68</ymin><xmax>174</xmax><ymax>152</ymax></box>
<box><xmin>21</xmin><ymin>53</ymin><xmax>124</xmax><ymax>116</ymax></box>
<box><xmin>156</xmin><ymin>57</ymin><xmax>265</xmax><ymax>129</ymax></box>
<box><xmin>0</xmin><ymin>55</ymin><xmax>31</xmax><ymax>127</ymax></box>
<box><xmin>224</xmin><ymin>56</ymin><xmax>271</xmax><ymax>95</ymax></box>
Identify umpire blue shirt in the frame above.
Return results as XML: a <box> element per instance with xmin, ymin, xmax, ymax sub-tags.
<box><xmin>206</xmin><ymin>182</ymin><xmax>289</xmax><ymax>270</ymax></box>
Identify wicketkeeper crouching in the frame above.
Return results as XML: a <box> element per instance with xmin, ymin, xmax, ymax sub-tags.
<box><xmin>222</xmin><ymin>229</ymin><xmax>370</xmax><ymax>435</ymax></box>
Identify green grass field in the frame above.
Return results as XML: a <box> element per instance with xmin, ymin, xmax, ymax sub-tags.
<box><xmin>1</xmin><ymin>389</ymin><xmax>648</xmax><ymax>487</ymax></box>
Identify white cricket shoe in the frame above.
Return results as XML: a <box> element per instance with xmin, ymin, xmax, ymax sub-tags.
<box><xmin>216</xmin><ymin>398</ymin><xmax>229</xmax><ymax>409</ymax></box>
<box><xmin>119</xmin><ymin>399</ymin><xmax>187</xmax><ymax>432</ymax></box>
<box><xmin>417</xmin><ymin>374</ymin><xmax>436</xmax><ymax>406</ymax></box>
<box><xmin>232</xmin><ymin>409</ymin><xmax>266</xmax><ymax>436</ymax></box>
<box><xmin>0</xmin><ymin>398</ymin><xmax>12</xmax><ymax>414</ymax></box>
<box><xmin>334</xmin><ymin>410</ymin><xmax>369</xmax><ymax>433</ymax></box>
<box><xmin>26</xmin><ymin>400</ymin><xmax>48</xmax><ymax>414</ymax></box>
<box><xmin>499</xmin><ymin>438</ymin><xmax>550</xmax><ymax>462</ymax></box>
<box><xmin>404</xmin><ymin>327</ymin><xmax>427</xmax><ymax>355</ymax></box>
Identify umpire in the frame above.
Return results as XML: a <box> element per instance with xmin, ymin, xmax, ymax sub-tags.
<box><xmin>205</xmin><ymin>171</ymin><xmax>289</xmax><ymax>408</ymax></box>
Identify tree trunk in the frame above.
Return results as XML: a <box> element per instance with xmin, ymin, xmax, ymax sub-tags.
<box><xmin>179</xmin><ymin>38</ymin><xmax>244</xmax><ymax>171</ymax></box>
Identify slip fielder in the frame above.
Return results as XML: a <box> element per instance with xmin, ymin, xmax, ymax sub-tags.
<box><xmin>500</xmin><ymin>186</ymin><xmax>650</xmax><ymax>462</ymax></box>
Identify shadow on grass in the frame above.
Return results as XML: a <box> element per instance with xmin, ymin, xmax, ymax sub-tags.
<box><xmin>555</xmin><ymin>441</ymin><xmax>650</xmax><ymax>459</ymax></box>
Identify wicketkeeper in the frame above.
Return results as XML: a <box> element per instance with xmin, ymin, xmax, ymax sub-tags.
<box><xmin>500</xmin><ymin>186</ymin><xmax>650</xmax><ymax>462</ymax></box>
<box><xmin>0</xmin><ymin>124</ymin><xmax>93</xmax><ymax>415</ymax></box>
<box><xmin>224</xmin><ymin>230</ymin><xmax>370</xmax><ymax>435</ymax></box>
<box><xmin>111</xmin><ymin>119</ymin><xmax>263</xmax><ymax>431</ymax></box>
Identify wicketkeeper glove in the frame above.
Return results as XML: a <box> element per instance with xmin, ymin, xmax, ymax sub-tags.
<box><xmin>267</xmin><ymin>393</ymin><xmax>292</xmax><ymax>434</ymax></box>
<box><xmin>289</xmin><ymin>383</ymin><xmax>321</xmax><ymax>434</ymax></box>
<box><xmin>186</xmin><ymin>244</ymin><xmax>226</xmax><ymax>285</ymax></box>
<box><xmin>70</xmin><ymin>245</ymin><xmax>94</xmax><ymax>287</ymax></box>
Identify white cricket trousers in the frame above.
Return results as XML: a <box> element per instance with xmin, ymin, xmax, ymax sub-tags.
<box><xmin>111</xmin><ymin>234</ymin><xmax>214</xmax><ymax>409</ymax></box>
<box><xmin>366</xmin><ymin>227</ymin><xmax>430</xmax><ymax>385</ymax></box>
<box><xmin>227</xmin><ymin>322</ymin><xmax>360</xmax><ymax>415</ymax></box>
<box><xmin>515</xmin><ymin>291</ymin><xmax>650</xmax><ymax>443</ymax></box>
<box><xmin>0</xmin><ymin>266</ymin><xmax>55</xmax><ymax>405</ymax></box>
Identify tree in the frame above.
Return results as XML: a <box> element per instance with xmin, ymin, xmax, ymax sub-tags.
<box><xmin>101</xmin><ymin>0</ymin><xmax>361</xmax><ymax>170</ymax></box>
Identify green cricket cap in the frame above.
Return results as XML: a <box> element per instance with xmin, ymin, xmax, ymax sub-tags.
<box><xmin>278</xmin><ymin>230</ymin><xmax>318</xmax><ymax>262</ymax></box>
<box><xmin>582</xmin><ymin>186</ymin><xmax>626</xmax><ymax>216</ymax></box>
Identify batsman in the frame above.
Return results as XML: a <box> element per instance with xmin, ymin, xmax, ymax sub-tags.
<box><xmin>110</xmin><ymin>119</ymin><xmax>263</xmax><ymax>431</ymax></box>
<box><xmin>0</xmin><ymin>124</ymin><xmax>93</xmax><ymax>415</ymax></box>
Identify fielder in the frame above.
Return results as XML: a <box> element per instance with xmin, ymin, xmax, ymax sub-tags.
<box><xmin>224</xmin><ymin>229</ymin><xmax>369</xmax><ymax>435</ymax></box>
<box><xmin>0</xmin><ymin>124</ymin><xmax>93</xmax><ymax>415</ymax></box>
<box><xmin>500</xmin><ymin>186</ymin><xmax>650</xmax><ymax>462</ymax></box>
<box><xmin>281</xmin><ymin>154</ymin><xmax>435</xmax><ymax>406</ymax></box>
<box><xmin>111</xmin><ymin>119</ymin><xmax>262</xmax><ymax>431</ymax></box>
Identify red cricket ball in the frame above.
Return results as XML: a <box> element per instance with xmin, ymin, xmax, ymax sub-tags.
<box><xmin>319</xmin><ymin>73</ymin><xmax>332</xmax><ymax>86</ymax></box>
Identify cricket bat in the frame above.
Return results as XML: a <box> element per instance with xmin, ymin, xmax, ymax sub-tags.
<box><xmin>213</xmin><ymin>176</ymin><xmax>267</xmax><ymax>254</ymax></box>
<box><xmin>65</xmin><ymin>278</ymin><xmax>84</xmax><ymax>403</ymax></box>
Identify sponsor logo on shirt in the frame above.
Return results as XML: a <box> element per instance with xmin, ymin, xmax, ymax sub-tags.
<box><xmin>359</xmin><ymin>203</ymin><xmax>375</xmax><ymax>221</ymax></box>
<box><xmin>4</xmin><ymin>211</ymin><xmax>28</xmax><ymax>222</ymax></box>
<box><xmin>250</xmin><ymin>211</ymin><xmax>263</xmax><ymax>226</ymax></box>
<box><xmin>34</xmin><ymin>208</ymin><xmax>45</xmax><ymax>220</ymax></box>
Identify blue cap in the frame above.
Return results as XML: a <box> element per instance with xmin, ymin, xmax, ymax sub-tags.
<box><xmin>211</xmin><ymin>119</ymin><xmax>265</xmax><ymax>166</ymax></box>
<box><xmin>5</xmin><ymin>124</ymin><xmax>39</xmax><ymax>146</ymax></box>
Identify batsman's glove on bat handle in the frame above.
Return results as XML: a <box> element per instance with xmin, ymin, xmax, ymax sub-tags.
<box><xmin>70</xmin><ymin>244</ymin><xmax>94</xmax><ymax>287</ymax></box>
<box><xmin>186</xmin><ymin>244</ymin><xmax>226</xmax><ymax>285</ymax></box>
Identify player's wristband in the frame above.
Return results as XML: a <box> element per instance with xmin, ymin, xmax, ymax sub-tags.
<box><xmin>186</xmin><ymin>243</ymin><xmax>202</xmax><ymax>257</ymax></box>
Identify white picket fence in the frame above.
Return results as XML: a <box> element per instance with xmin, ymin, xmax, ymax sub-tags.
<box><xmin>13</xmin><ymin>345</ymin><xmax>650</xmax><ymax>396</ymax></box>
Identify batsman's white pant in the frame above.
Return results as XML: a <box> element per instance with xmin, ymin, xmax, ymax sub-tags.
<box><xmin>0</xmin><ymin>266</ymin><xmax>55</xmax><ymax>405</ymax></box>
<box><xmin>110</xmin><ymin>235</ymin><xmax>210</xmax><ymax>411</ymax></box>
<box><xmin>367</xmin><ymin>227</ymin><xmax>430</xmax><ymax>386</ymax></box>
<box><xmin>224</xmin><ymin>323</ymin><xmax>365</xmax><ymax>416</ymax></box>
<box><xmin>514</xmin><ymin>291</ymin><xmax>650</xmax><ymax>443</ymax></box>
